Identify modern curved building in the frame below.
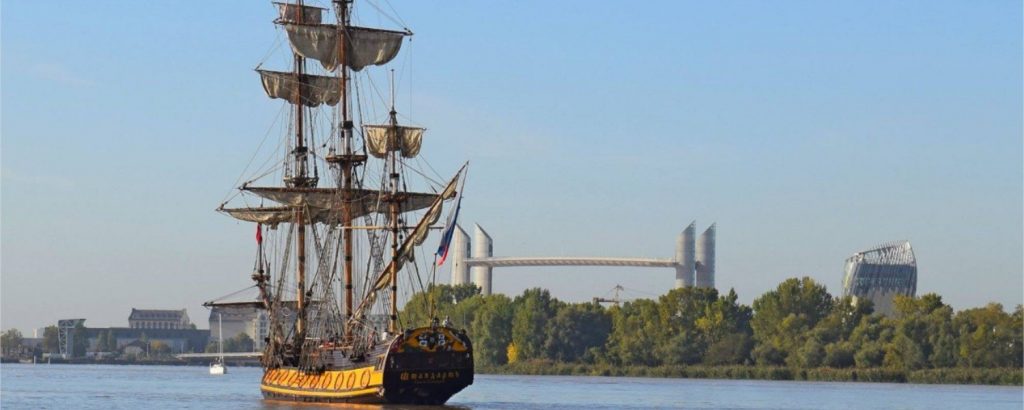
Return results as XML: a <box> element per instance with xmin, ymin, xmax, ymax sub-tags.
<box><xmin>842</xmin><ymin>241</ymin><xmax>917</xmax><ymax>316</ymax></box>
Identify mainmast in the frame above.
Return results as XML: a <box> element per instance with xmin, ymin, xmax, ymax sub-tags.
<box><xmin>290</xmin><ymin>0</ymin><xmax>311</xmax><ymax>349</ymax></box>
<box><xmin>336</xmin><ymin>0</ymin><xmax>356</xmax><ymax>330</ymax></box>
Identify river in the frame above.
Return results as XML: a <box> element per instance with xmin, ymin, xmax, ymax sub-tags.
<box><xmin>1</xmin><ymin>364</ymin><xmax>1020</xmax><ymax>409</ymax></box>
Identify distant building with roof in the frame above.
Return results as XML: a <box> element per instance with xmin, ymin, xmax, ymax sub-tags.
<box><xmin>209</xmin><ymin>303</ymin><xmax>270</xmax><ymax>351</ymax></box>
<box><xmin>81</xmin><ymin>327</ymin><xmax>209</xmax><ymax>355</ymax></box>
<box><xmin>842</xmin><ymin>241</ymin><xmax>917</xmax><ymax>316</ymax></box>
<box><xmin>128</xmin><ymin>309</ymin><xmax>192</xmax><ymax>330</ymax></box>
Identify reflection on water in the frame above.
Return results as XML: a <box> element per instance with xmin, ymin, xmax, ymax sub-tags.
<box><xmin>1</xmin><ymin>364</ymin><xmax>1021</xmax><ymax>410</ymax></box>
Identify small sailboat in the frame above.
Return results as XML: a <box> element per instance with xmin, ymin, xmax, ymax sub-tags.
<box><xmin>209</xmin><ymin>313</ymin><xmax>227</xmax><ymax>375</ymax></box>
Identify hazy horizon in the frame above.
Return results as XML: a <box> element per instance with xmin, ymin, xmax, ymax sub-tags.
<box><xmin>2</xmin><ymin>0</ymin><xmax>1021</xmax><ymax>334</ymax></box>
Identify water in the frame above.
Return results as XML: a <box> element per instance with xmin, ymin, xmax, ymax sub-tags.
<box><xmin>1</xmin><ymin>364</ymin><xmax>1020</xmax><ymax>409</ymax></box>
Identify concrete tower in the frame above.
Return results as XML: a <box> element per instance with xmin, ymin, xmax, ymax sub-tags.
<box><xmin>449</xmin><ymin>225</ymin><xmax>470</xmax><ymax>285</ymax></box>
<box><xmin>695</xmin><ymin>223</ymin><xmax>716</xmax><ymax>289</ymax></box>
<box><xmin>675</xmin><ymin>222</ymin><xmax>696</xmax><ymax>288</ymax></box>
<box><xmin>471</xmin><ymin>224</ymin><xmax>493</xmax><ymax>295</ymax></box>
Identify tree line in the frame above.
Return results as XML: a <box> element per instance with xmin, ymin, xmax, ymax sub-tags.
<box><xmin>401</xmin><ymin>278</ymin><xmax>1023</xmax><ymax>374</ymax></box>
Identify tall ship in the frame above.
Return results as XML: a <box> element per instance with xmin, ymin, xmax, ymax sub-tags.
<box><xmin>216</xmin><ymin>0</ymin><xmax>473</xmax><ymax>404</ymax></box>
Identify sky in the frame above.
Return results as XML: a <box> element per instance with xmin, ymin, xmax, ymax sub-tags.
<box><xmin>2</xmin><ymin>0</ymin><xmax>1021</xmax><ymax>334</ymax></box>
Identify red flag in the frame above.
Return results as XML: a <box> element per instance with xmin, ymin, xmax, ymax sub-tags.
<box><xmin>256</xmin><ymin>224</ymin><xmax>263</xmax><ymax>245</ymax></box>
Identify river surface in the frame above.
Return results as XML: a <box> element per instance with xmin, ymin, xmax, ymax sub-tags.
<box><xmin>1</xmin><ymin>364</ymin><xmax>1020</xmax><ymax>409</ymax></box>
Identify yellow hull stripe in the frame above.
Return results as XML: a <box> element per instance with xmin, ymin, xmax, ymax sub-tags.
<box><xmin>260</xmin><ymin>367</ymin><xmax>384</xmax><ymax>399</ymax></box>
<box><xmin>260</xmin><ymin>384</ymin><xmax>380</xmax><ymax>399</ymax></box>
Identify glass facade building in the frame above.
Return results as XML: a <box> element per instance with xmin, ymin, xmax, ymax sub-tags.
<box><xmin>842</xmin><ymin>241</ymin><xmax>917</xmax><ymax>316</ymax></box>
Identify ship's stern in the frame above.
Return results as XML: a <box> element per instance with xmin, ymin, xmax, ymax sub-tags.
<box><xmin>381</xmin><ymin>326</ymin><xmax>474</xmax><ymax>405</ymax></box>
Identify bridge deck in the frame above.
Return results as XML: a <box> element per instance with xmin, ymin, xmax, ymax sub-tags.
<box><xmin>464</xmin><ymin>257</ymin><xmax>679</xmax><ymax>268</ymax></box>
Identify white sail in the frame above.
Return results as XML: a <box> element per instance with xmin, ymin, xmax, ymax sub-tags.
<box><xmin>364</xmin><ymin>125</ymin><xmax>424</xmax><ymax>158</ymax></box>
<box><xmin>258</xmin><ymin>70</ymin><xmax>341</xmax><ymax>107</ymax></box>
<box><xmin>282</xmin><ymin>24</ymin><xmax>407</xmax><ymax>72</ymax></box>
<box><xmin>274</xmin><ymin>2</ymin><xmax>324</xmax><ymax>24</ymax></box>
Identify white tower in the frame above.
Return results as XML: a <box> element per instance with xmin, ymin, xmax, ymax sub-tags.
<box><xmin>471</xmin><ymin>224</ymin><xmax>493</xmax><ymax>295</ymax></box>
<box><xmin>450</xmin><ymin>225</ymin><xmax>471</xmax><ymax>285</ymax></box>
<box><xmin>675</xmin><ymin>221</ymin><xmax>696</xmax><ymax>288</ymax></box>
<box><xmin>695</xmin><ymin>223</ymin><xmax>716</xmax><ymax>289</ymax></box>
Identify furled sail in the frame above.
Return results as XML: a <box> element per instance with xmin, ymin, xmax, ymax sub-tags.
<box><xmin>240</xmin><ymin>187</ymin><xmax>440</xmax><ymax>216</ymax></box>
<box><xmin>258</xmin><ymin>70</ymin><xmax>341</xmax><ymax>107</ymax></box>
<box><xmin>281</xmin><ymin>24</ymin><xmax>408</xmax><ymax>71</ymax></box>
<box><xmin>218</xmin><ymin>206</ymin><xmax>344</xmax><ymax>226</ymax></box>
<box><xmin>274</xmin><ymin>2</ymin><xmax>324</xmax><ymax>24</ymax></box>
<box><xmin>370</xmin><ymin>169</ymin><xmax>461</xmax><ymax>292</ymax></box>
<box><xmin>364</xmin><ymin>125</ymin><xmax>424</xmax><ymax>158</ymax></box>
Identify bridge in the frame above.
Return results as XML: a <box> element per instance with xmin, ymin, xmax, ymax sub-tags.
<box><xmin>464</xmin><ymin>257</ymin><xmax>678</xmax><ymax>268</ymax></box>
<box><xmin>449</xmin><ymin>222</ymin><xmax>717</xmax><ymax>295</ymax></box>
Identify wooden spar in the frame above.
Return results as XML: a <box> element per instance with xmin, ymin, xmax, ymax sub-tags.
<box><xmin>338</xmin><ymin>0</ymin><xmax>355</xmax><ymax>327</ymax></box>
<box><xmin>293</xmin><ymin>0</ymin><xmax>308</xmax><ymax>344</ymax></box>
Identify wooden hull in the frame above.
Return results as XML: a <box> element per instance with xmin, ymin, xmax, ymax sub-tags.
<box><xmin>260</xmin><ymin>326</ymin><xmax>474</xmax><ymax>405</ymax></box>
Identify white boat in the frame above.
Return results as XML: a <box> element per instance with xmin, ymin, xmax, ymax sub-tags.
<box><xmin>209</xmin><ymin>361</ymin><xmax>226</xmax><ymax>375</ymax></box>
<box><xmin>209</xmin><ymin>313</ymin><xmax>227</xmax><ymax>375</ymax></box>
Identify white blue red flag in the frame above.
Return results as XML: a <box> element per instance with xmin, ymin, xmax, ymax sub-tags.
<box><xmin>435</xmin><ymin>191</ymin><xmax>463</xmax><ymax>266</ymax></box>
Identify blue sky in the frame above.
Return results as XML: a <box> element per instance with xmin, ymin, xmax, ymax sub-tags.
<box><xmin>2</xmin><ymin>0</ymin><xmax>1021</xmax><ymax>333</ymax></box>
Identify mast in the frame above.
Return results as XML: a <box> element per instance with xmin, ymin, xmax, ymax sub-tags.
<box><xmin>388</xmin><ymin>70</ymin><xmax>400</xmax><ymax>333</ymax></box>
<box><xmin>337</xmin><ymin>0</ymin><xmax>355</xmax><ymax>329</ymax></box>
<box><xmin>291</xmin><ymin>0</ymin><xmax>312</xmax><ymax>347</ymax></box>
<box><xmin>218</xmin><ymin>313</ymin><xmax>224</xmax><ymax>360</ymax></box>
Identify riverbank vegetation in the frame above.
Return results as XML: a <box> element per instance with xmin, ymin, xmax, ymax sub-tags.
<box><xmin>401</xmin><ymin>278</ymin><xmax>1023</xmax><ymax>385</ymax></box>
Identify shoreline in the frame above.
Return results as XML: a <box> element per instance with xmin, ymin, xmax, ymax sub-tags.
<box><xmin>477</xmin><ymin>362</ymin><xmax>1023</xmax><ymax>386</ymax></box>
<box><xmin>5</xmin><ymin>359</ymin><xmax>1019</xmax><ymax>386</ymax></box>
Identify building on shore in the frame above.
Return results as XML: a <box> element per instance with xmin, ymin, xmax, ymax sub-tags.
<box><xmin>82</xmin><ymin>327</ymin><xmax>210</xmax><ymax>355</ymax></box>
<box><xmin>842</xmin><ymin>241</ymin><xmax>917</xmax><ymax>316</ymax></box>
<box><xmin>128</xmin><ymin>308</ymin><xmax>192</xmax><ymax>330</ymax></box>
<box><xmin>208</xmin><ymin>303</ymin><xmax>270</xmax><ymax>351</ymax></box>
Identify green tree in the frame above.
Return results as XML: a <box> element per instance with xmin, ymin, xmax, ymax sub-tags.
<box><xmin>750</xmin><ymin>277</ymin><xmax>833</xmax><ymax>366</ymax></box>
<box><xmin>823</xmin><ymin>341</ymin><xmax>855</xmax><ymax>368</ymax></box>
<box><xmin>885</xmin><ymin>294</ymin><xmax>955</xmax><ymax>370</ymax></box>
<box><xmin>226</xmin><ymin>333</ymin><xmax>255</xmax><ymax>352</ymax></box>
<box><xmin>511</xmin><ymin>288</ymin><xmax>562</xmax><ymax>361</ymax></box>
<box><xmin>41</xmin><ymin>326</ymin><xmax>59</xmax><ymax>353</ymax></box>
<box><xmin>401</xmin><ymin>284</ymin><xmax>482</xmax><ymax>329</ymax></box>
<box><xmin>470</xmin><ymin>294</ymin><xmax>514</xmax><ymax>366</ymax></box>
<box><xmin>1</xmin><ymin>328</ymin><xmax>24</xmax><ymax>357</ymax></box>
<box><xmin>699</xmin><ymin>288</ymin><xmax>754</xmax><ymax>365</ymax></box>
<box><xmin>604</xmin><ymin>298</ymin><xmax>662</xmax><ymax>366</ymax></box>
<box><xmin>704</xmin><ymin>333</ymin><xmax>754</xmax><ymax>365</ymax></box>
<box><xmin>797</xmin><ymin>296</ymin><xmax>872</xmax><ymax>368</ymax></box>
<box><xmin>849</xmin><ymin>314</ymin><xmax>894</xmax><ymax>368</ymax></box>
<box><xmin>543</xmin><ymin>302</ymin><xmax>611</xmax><ymax>362</ymax></box>
<box><xmin>656</xmin><ymin>287</ymin><xmax>718</xmax><ymax>365</ymax></box>
<box><xmin>150</xmin><ymin>341</ymin><xmax>172</xmax><ymax>357</ymax></box>
<box><xmin>954</xmin><ymin>302</ymin><xmax>1020</xmax><ymax>368</ymax></box>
